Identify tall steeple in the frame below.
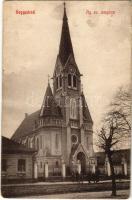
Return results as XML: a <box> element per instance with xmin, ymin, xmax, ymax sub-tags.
<box><xmin>59</xmin><ymin>2</ymin><xmax>74</xmax><ymax>66</ymax></box>
<box><xmin>53</xmin><ymin>2</ymin><xmax>81</xmax><ymax>95</ymax></box>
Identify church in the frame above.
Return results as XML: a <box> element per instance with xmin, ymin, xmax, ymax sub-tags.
<box><xmin>11</xmin><ymin>3</ymin><xmax>96</xmax><ymax>178</ymax></box>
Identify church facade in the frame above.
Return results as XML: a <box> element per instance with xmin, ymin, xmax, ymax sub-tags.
<box><xmin>12</xmin><ymin>4</ymin><xmax>96</xmax><ymax>178</ymax></box>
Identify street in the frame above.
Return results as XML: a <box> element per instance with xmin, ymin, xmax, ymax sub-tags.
<box><xmin>26</xmin><ymin>189</ymin><xmax>130</xmax><ymax>199</ymax></box>
<box><xmin>2</xmin><ymin>180</ymin><xmax>130</xmax><ymax>198</ymax></box>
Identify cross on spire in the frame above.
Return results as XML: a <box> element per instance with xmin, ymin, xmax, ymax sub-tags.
<box><xmin>63</xmin><ymin>2</ymin><xmax>67</xmax><ymax>21</ymax></box>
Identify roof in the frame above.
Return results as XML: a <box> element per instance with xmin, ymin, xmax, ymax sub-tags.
<box><xmin>59</xmin><ymin>3</ymin><xmax>75</xmax><ymax>66</ymax></box>
<box><xmin>2</xmin><ymin>136</ymin><xmax>36</xmax><ymax>154</ymax></box>
<box><xmin>81</xmin><ymin>93</ymin><xmax>93</xmax><ymax>123</ymax></box>
<box><xmin>40</xmin><ymin>83</ymin><xmax>62</xmax><ymax>118</ymax></box>
<box><xmin>95</xmin><ymin>149</ymin><xmax>130</xmax><ymax>165</ymax></box>
<box><xmin>11</xmin><ymin>110</ymin><xmax>40</xmax><ymax>140</ymax></box>
<box><xmin>12</xmin><ymin>84</ymin><xmax>62</xmax><ymax>140</ymax></box>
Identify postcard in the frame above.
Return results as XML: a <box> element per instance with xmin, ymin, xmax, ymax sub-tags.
<box><xmin>2</xmin><ymin>1</ymin><xmax>131</xmax><ymax>198</ymax></box>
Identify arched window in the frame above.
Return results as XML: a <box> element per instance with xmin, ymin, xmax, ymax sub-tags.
<box><xmin>28</xmin><ymin>139</ymin><xmax>30</xmax><ymax>148</ymax></box>
<box><xmin>36</xmin><ymin>138</ymin><xmax>39</xmax><ymax>150</ymax></box>
<box><xmin>68</xmin><ymin>74</ymin><xmax>72</xmax><ymax>87</ymax></box>
<box><xmin>73</xmin><ymin>75</ymin><xmax>77</xmax><ymax>88</ymax></box>
<box><xmin>55</xmin><ymin>134</ymin><xmax>59</xmax><ymax>149</ymax></box>
<box><xmin>70</xmin><ymin>99</ymin><xmax>77</xmax><ymax>119</ymax></box>
<box><xmin>73</xmin><ymin>100</ymin><xmax>77</xmax><ymax>118</ymax></box>
<box><xmin>56</xmin><ymin>161</ymin><xmax>59</xmax><ymax>167</ymax></box>
<box><xmin>59</xmin><ymin>75</ymin><xmax>62</xmax><ymax>87</ymax></box>
<box><xmin>30</xmin><ymin>138</ymin><xmax>33</xmax><ymax>148</ymax></box>
<box><xmin>40</xmin><ymin>135</ymin><xmax>42</xmax><ymax>149</ymax></box>
<box><xmin>70</xmin><ymin>99</ymin><xmax>73</xmax><ymax>117</ymax></box>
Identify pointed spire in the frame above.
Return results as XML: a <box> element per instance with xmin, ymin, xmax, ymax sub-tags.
<box><xmin>59</xmin><ymin>2</ymin><xmax>74</xmax><ymax>66</ymax></box>
<box><xmin>40</xmin><ymin>83</ymin><xmax>62</xmax><ymax>118</ymax></box>
<box><xmin>45</xmin><ymin>82</ymin><xmax>53</xmax><ymax>98</ymax></box>
<box><xmin>63</xmin><ymin>2</ymin><xmax>67</xmax><ymax>21</ymax></box>
<box><xmin>40</xmin><ymin>83</ymin><xmax>53</xmax><ymax>116</ymax></box>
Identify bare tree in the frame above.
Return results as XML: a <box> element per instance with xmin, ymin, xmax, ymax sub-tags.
<box><xmin>97</xmin><ymin>87</ymin><xmax>131</xmax><ymax>196</ymax></box>
<box><xmin>107</xmin><ymin>87</ymin><xmax>131</xmax><ymax>136</ymax></box>
<box><xmin>98</xmin><ymin>118</ymin><xmax>118</xmax><ymax>196</ymax></box>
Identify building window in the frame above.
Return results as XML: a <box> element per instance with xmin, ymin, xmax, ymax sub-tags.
<box><xmin>56</xmin><ymin>161</ymin><xmax>59</xmax><ymax>167</ymax></box>
<box><xmin>37</xmin><ymin>138</ymin><xmax>39</xmax><ymax>150</ymax></box>
<box><xmin>40</xmin><ymin>161</ymin><xmax>43</xmax><ymax>169</ymax></box>
<box><xmin>28</xmin><ymin>139</ymin><xmax>30</xmax><ymax>148</ymax></box>
<box><xmin>18</xmin><ymin>159</ymin><xmax>26</xmax><ymax>172</ymax></box>
<box><xmin>30</xmin><ymin>138</ymin><xmax>33</xmax><ymax>148</ymax></box>
<box><xmin>70</xmin><ymin>99</ymin><xmax>77</xmax><ymax>119</ymax></box>
<box><xmin>56</xmin><ymin>75</ymin><xmax>62</xmax><ymax>89</ymax></box>
<box><xmin>73</xmin><ymin>75</ymin><xmax>77</xmax><ymax>88</ymax></box>
<box><xmin>23</xmin><ymin>138</ymin><xmax>27</xmax><ymax>146</ymax></box>
<box><xmin>59</xmin><ymin>75</ymin><xmax>62</xmax><ymax>87</ymax></box>
<box><xmin>55</xmin><ymin>134</ymin><xmax>59</xmax><ymax>149</ymax></box>
<box><xmin>68</xmin><ymin>74</ymin><xmax>72</xmax><ymax>87</ymax></box>
<box><xmin>2</xmin><ymin>159</ymin><xmax>7</xmax><ymax>171</ymax></box>
<box><xmin>56</xmin><ymin>77</ymin><xmax>59</xmax><ymax>89</ymax></box>
<box><xmin>40</xmin><ymin>135</ymin><xmax>42</xmax><ymax>149</ymax></box>
<box><xmin>71</xmin><ymin>135</ymin><xmax>78</xmax><ymax>144</ymax></box>
<box><xmin>73</xmin><ymin>100</ymin><xmax>76</xmax><ymax>118</ymax></box>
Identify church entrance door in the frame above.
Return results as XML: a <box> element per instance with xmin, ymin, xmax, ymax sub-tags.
<box><xmin>77</xmin><ymin>152</ymin><xmax>86</xmax><ymax>175</ymax></box>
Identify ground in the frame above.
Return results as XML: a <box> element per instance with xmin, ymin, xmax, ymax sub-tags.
<box><xmin>24</xmin><ymin>189</ymin><xmax>130</xmax><ymax>199</ymax></box>
<box><xmin>2</xmin><ymin>180</ymin><xmax>130</xmax><ymax>198</ymax></box>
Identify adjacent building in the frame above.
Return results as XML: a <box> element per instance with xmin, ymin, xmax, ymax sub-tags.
<box><xmin>95</xmin><ymin>149</ymin><xmax>130</xmax><ymax>176</ymax></box>
<box><xmin>1</xmin><ymin>136</ymin><xmax>36</xmax><ymax>181</ymax></box>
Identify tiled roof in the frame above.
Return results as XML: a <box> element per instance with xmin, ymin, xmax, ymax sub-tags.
<box><xmin>11</xmin><ymin>110</ymin><xmax>40</xmax><ymax>140</ymax></box>
<box><xmin>2</xmin><ymin>136</ymin><xmax>36</xmax><ymax>154</ymax></box>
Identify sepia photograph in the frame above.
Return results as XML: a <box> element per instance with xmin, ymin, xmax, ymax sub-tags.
<box><xmin>1</xmin><ymin>0</ymin><xmax>131</xmax><ymax>198</ymax></box>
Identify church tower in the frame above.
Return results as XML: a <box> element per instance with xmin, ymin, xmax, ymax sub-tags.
<box><xmin>53</xmin><ymin>3</ymin><xmax>81</xmax><ymax>122</ymax></box>
<box><xmin>53</xmin><ymin>3</ymin><xmax>95</xmax><ymax>173</ymax></box>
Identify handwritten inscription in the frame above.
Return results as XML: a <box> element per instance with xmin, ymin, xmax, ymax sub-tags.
<box><xmin>16</xmin><ymin>10</ymin><xmax>35</xmax><ymax>15</ymax></box>
<box><xmin>86</xmin><ymin>9</ymin><xmax>115</xmax><ymax>16</ymax></box>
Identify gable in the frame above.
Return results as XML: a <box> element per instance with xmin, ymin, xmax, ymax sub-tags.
<box><xmin>64</xmin><ymin>54</ymin><xmax>80</xmax><ymax>76</ymax></box>
<box><xmin>11</xmin><ymin>110</ymin><xmax>40</xmax><ymax>140</ymax></box>
<box><xmin>71</xmin><ymin>143</ymin><xmax>89</xmax><ymax>160</ymax></box>
<box><xmin>53</xmin><ymin>55</ymin><xmax>63</xmax><ymax>77</ymax></box>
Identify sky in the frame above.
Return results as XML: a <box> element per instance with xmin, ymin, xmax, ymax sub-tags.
<box><xmin>2</xmin><ymin>1</ymin><xmax>131</xmax><ymax>149</ymax></box>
